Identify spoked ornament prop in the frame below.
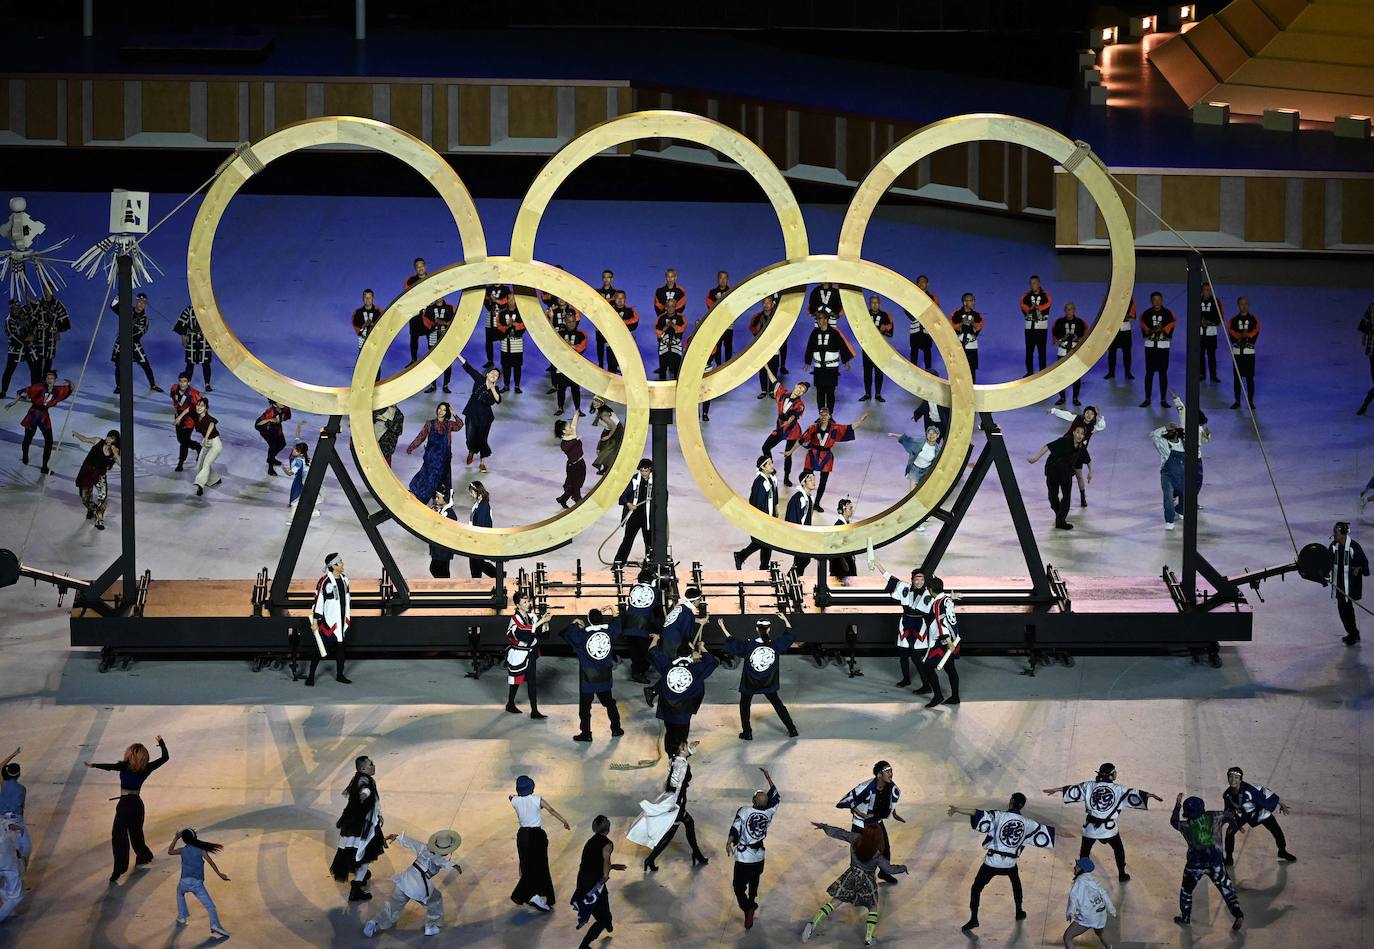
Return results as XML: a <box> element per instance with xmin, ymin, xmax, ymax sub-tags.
<box><xmin>0</xmin><ymin>196</ymin><xmax>72</xmax><ymax>299</ymax></box>
<box><xmin>72</xmin><ymin>189</ymin><xmax>164</xmax><ymax>289</ymax></box>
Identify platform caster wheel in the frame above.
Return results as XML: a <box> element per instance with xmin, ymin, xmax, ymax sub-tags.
<box><xmin>251</xmin><ymin>657</ymin><xmax>265</xmax><ymax>673</ymax></box>
<box><xmin>120</xmin><ymin>657</ymin><xmax>132</xmax><ymax>671</ymax></box>
<box><xmin>98</xmin><ymin>655</ymin><xmax>114</xmax><ymax>673</ymax></box>
<box><xmin>271</xmin><ymin>659</ymin><xmax>285</xmax><ymax>671</ymax></box>
<box><xmin>1062</xmin><ymin>654</ymin><xmax>1076</xmax><ymax>667</ymax></box>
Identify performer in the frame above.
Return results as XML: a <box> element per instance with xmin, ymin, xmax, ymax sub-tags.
<box><xmin>653</xmin><ymin>299</ymin><xmax>686</xmax><ymax>382</ymax></box>
<box><xmin>1103</xmin><ymin>297</ymin><xmax>1136</xmax><ymax>381</ymax></box>
<box><xmin>172</xmin><ymin>304</ymin><xmax>213</xmax><ymax>390</ymax></box>
<box><xmin>1197</xmin><ymin>282</ymin><xmax>1224</xmax><ymax>383</ymax></box>
<box><xmin>874</xmin><ymin>560</ymin><xmax>936</xmax><ymax>689</ymax></box>
<box><xmin>653</xmin><ymin>268</ymin><xmax>687</xmax><ymax>324</ymax></box>
<box><xmin>505</xmin><ymin>591</ymin><xmax>550</xmax><ymax>719</ymax></box>
<box><xmin>1026</xmin><ymin>425</ymin><xmax>1087</xmax><ymax>530</ymax></box>
<box><xmin>590</xmin><ymin>400</ymin><xmax>622</xmax><ymax>476</ymax></box>
<box><xmin>28</xmin><ymin>286</ymin><xmax>69</xmax><ymax>379</ymax></box>
<box><xmin>613</xmin><ymin>458</ymin><xmax>657</xmax><ymax>566</ymax></box>
<box><xmin>482</xmin><ymin>284</ymin><xmax>512</xmax><ymax>368</ymax></box>
<box><xmin>719</xmin><ymin>615</ymin><xmax>798</xmax><ymax>739</ymax></box>
<box><xmin>543</xmin><ymin>294</ymin><xmax>579</xmax><ymax>394</ymax></box>
<box><xmin>190</xmin><ymin>398</ymin><xmax>223</xmax><ymax>497</ymax></box>
<box><xmin>951</xmin><ymin>293</ymin><xmax>985</xmax><ymax>383</ymax></box>
<box><xmin>0</xmin><ymin>299</ymin><xmax>36</xmax><ymax>398</ymax></box>
<box><xmin>284</xmin><ymin>442</ymin><xmax>321</xmax><ymax>523</ymax></box>
<box><xmin>949</xmin><ymin>792</ymin><xmax>1056</xmax><ymax>932</ymax></box>
<box><xmin>892</xmin><ymin>423</ymin><xmax>943</xmax><ymax>496</ymax></box>
<box><xmin>331</xmin><ymin>755</ymin><xmax>386</xmax><ymax>902</ymax></box>
<box><xmin>555</xmin><ymin>310</ymin><xmax>588</xmax><ymax>416</ymax></box>
<box><xmin>829</xmin><ymin>498</ymin><xmax>858</xmax><ymax>581</ymax></box>
<box><xmin>759</xmin><ymin>364</ymin><xmax>809</xmax><ymax>485</ymax></box>
<box><xmin>466</xmin><ymin>480</ymin><xmax>497</xmax><ymax>579</ymax></box>
<box><xmin>1149</xmin><ymin>421</ymin><xmax>1188</xmax><ymax>532</ymax></box>
<box><xmin>1020</xmin><ymin>275</ymin><xmax>1053</xmax><ymax>375</ymax></box>
<box><xmin>789</xmin><ymin>407</ymin><xmax>867</xmax><ymax>511</ymax></box>
<box><xmin>418</xmin><ymin>297</ymin><xmax>457</xmax><ymax>393</ymax></box>
<box><xmin>1138</xmin><ymin>291</ymin><xmax>1176</xmax><ymax>407</ymax></box>
<box><xmin>741</xmin><ymin>466</ymin><xmax>785</xmax><ymax>579</ymax></box>
<box><xmin>801</xmin><ymin>820</ymin><xmax>908</xmax><ymax>945</ymax></box>
<box><xmin>728</xmin><ymin>768</ymin><xmax>780</xmax><ymax>930</ymax></box>
<box><xmin>351</xmin><ymin>287</ymin><xmax>382</xmax><ymax>370</ymax></box>
<box><xmin>648</xmin><ymin>638</ymin><xmax>718</xmax><ymax>752</ymax></box>
<box><xmin>451</xmin><ymin>353</ymin><xmax>500</xmax><ymax>473</ymax></box>
<box><xmin>254</xmin><ymin>399</ymin><xmax>291</xmax><ymax>476</ymax></box>
<box><xmin>73</xmin><ymin>430</ymin><xmax>120</xmax><ymax>530</ymax></box>
<box><xmin>405</xmin><ymin>258</ymin><xmax>430</xmax><ymax>363</ymax></box>
<box><xmin>1222</xmin><ymin>766</ymin><xmax>1295</xmax><ymax>866</ymax></box>
<box><xmin>572</xmin><ymin>816</ymin><xmax>625</xmax><ymax>949</ymax></box>
<box><xmin>859</xmin><ymin>295</ymin><xmax>893</xmax><ymax>402</ymax></box>
<box><xmin>593</xmin><ymin>270</ymin><xmax>620</xmax><ymax>367</ymax></box>
<box><xmin>803</xmin><ymin>312</ymin><xmax>854</xmax><ymax>413</ymax></box>
<box><xmin>84</xmin><ymin>735</ymin><xmax>170</xmax><ymax>883</ymax></box>
<box><xmin>363</xmin><ymin>829</ymin><xmax>461</xmax><ymax>938</ymax></box>
<box><xmin>168</xmin><ymin>828</ymin><xmax>230</xmax><ymax>937</ymax></box>
<box><xmin>1227</xmin><ymin>296</ymin><xmax>1259</xmax><ymax>409</ymax></box>
<box><xmin>836</xmin><ymin>761</ymin><xmax>906</xmax><ymax>884</ymax></box>
<box><xmin>808</xmin><ymin>281</ymin><xmax>844</xmax><ymax>324</ymax></box>
<box><xmin>168</xmin><ymin>373</ymin><xmax>202</xmax><ymax>472</ymax></box>
<box><xmin>905</xmin><ymin>274</ymin><xmax>940</xmax><ymax>370</ymax></box>
<box><xmin>1170</xmin><ymin>793</ymin><xmax>1244</xmax><ymax>931</ymax></box>
<box><xmin>749</xmin><ymin>295</ymin><xmax>786</xmax><ymax>396</ymax></box>
<box><xmin>509</xmin><ymin>775</ymin><xmax>570</xmax><ymax>913</ymax></box>
<box><xmin>656</xmin><ymin>586</ymin><xmax>707</xmax><ymax>658</ymax></box>
<box><xmin>307</xmin><ymin>553</ymin><xmax>352</xmax><ymax>685</ymax></box>
<box><xmin>405</xmin><ymin>402</ymin><xmax>461</xmax><ymax>502</ymax></box>
<box><xmin>562</xmin><ymin>611</ymin><xmax>625</xmax><ymax>742</ymax></box>
<box><xmin>7</xmin><ymin>369</ymin><xmax>71</xmax><ymax>473</ymax></box>
<box><xmin>0</xmin><ymin>816</ymin><xmax>28</xmax><ymax>925</ymax></box>
<box><xmin>1043</xmin><ymin>763</ymin><xmax>1162</xmax><ymax>882</ymax></box>
<box><xmin>426</xmin><ymin>489</ymin><xmax>458</xmax><ymax>578</ymax></box>
<box><xmin>373</xmin><ymin>404</ymin><xmax>404</xmax><ymax>467</ymax></box>
<box><xmin>786</xmin><ymin>470</ymin><xmax>818</xmax><ymax>577</ymax></box>
<box><xmin>614</xmin><ymin>567</ymin><xmax>660</xmax><ymax>684</ymax></box>
<box><xmin>1052</xmin><ymin>301</ymin><xmax>1088</xmax><ymax>405</ymax></box>
<box><xmin>1048</xmin><ymin>405</ymin><xmax>1105</xmax><ymax>508</ymax></box>
<box><xmin>911</xmin><ymin>394</ymin><xmax>948</xmax><ymax>439</ymax></box>
<box><xmin>495</xmin><ymin>301</ymin><xmax>526</xmax><ymax>393</ymax></box>
<box><xmin>109</xmin><ymin>293</ymin><xmax>162</xmax><ymax>393</ymax></box>
<box><xmin>1062</xmin><ymin>857</ymin><xmax>1116</xmax><ymax>949</ymax></box>
<box><xmin>1358</xmin><ymin>303</ymin><xmax>1374</xmax><ymax>415</ymax></box>
<box><xmin>605</xmin><ymin>289</ymin><xmax>639</xmax><ymax>375</ymax></box>
<box><xmin>1326</xmin><ymin>520</ymin><xmax>1368</xmax><ymax>645</ymax></box>
<box><xmin>705</xmin><ymin>270</ymin><xmax>735</xmax><ymax>361</ymax></box>
<box><xmin>923</xmin><ymin>577</ymin><xmax>962</xmax><ymax>707</ymax></box>
<box><xmin>630</xmin><ymin>739</ymin><xmax>709</xmax><ymax>870</ymax></box>
<box><xmin>0</xmin><ymin>748</ymin><xmax>24</xmax><ymax>825</ymax></box>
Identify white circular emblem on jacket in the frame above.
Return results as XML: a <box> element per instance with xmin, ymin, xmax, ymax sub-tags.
<box><xmin>748</xmin><ymin>645</ymin><xmax>776</xmax><ymax>672</ymax></box>
<box><xmin>586</xmin><ymin>630</ymin><xmax>612</xmax><ymax>661</ymax></box>
<box><xmin>628</xmin><ymin>584</ymin><xmax>654</xmax><ymax>609</ymax></box>
<box><xmin>998</xmin><ymin>818</ymin><xmax>1026</xmax><ymax>849</ymax></box>
<box><xmin>665</xmin><ymin>666</ymin><xmax>693</xmax><ymax>694</ymax></box>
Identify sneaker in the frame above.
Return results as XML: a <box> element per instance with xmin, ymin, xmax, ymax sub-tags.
<box><xmin>859</xmin><ymin>394</ymin><xmax>871</xmax><ymax>402</ymax></box>
<box><xmin>1072</xmin><ymin>399</ymin><xmax>1081</xmax><ymax>406</ymax></box>
<box><xmin>756</xmin><ymin>391</ymin><xmax>769</xmax><ymax>399</ymax></box>
<box><xmin>916</xmin><ymin>524</ymin><xmax>927</xmax><ymax>533</ymax></box>
<box><xmin>150</xmin><ymin>385</ymin><xmax>164</xmax><ymax>393</ymax></box>
<box><xmin>425</xmin><ymin>384</ymin><xmax>437</xmax><ymax>393</ymax></box>
<box><xmin>1230</xmin><ymin>401</ymin><xmax>1240</xmax><ymax>410</ymax></box>
<box><xmin>876</xmin><ymin>395</ymin><xmax>886</xmax><ymax>402</ymax></box>
<box><xmin>611</xmin><ymin>727</ymin><xmax>625</xmax><ymax>737</ymax></box>
<box><xmin>801</xmin><ymin>921</ymin><xmax>815</xmax><ymax>942</ymax></box>
<box><xmin>515</xmin><ymin>387</ymin><xmax>523</xmax><ymax>394</ymax></box>
<box><xmin>210</xmin><ymin>925</ymin><xmax>230</xmax><ymax>937</ymax></box>
<box><xmin>573</xmin><ymin>732</ymin><xmax>593</xmax><ymax>742</ymax></box>
<box><xmin>424</xmin><ymin>924</ymin><xmax>442</xmax><ymax>936</ymax></box>
<box><xmin>1232</xmin><ymin>914</ymin><xmax>1244</xmax><ymax>931</ymax></box>
<box><xmin>479</xmin><ymin>463</ymin><xmax>488</xmax><ymax>473</ymax></box>
<box><xmin>1118</xmin><ymin>872</ymin><xmax>1131</xmax><ymax>882</ymax></box>
<box><xmin>1164</xmin><ymin>521</ymin><xmax>1176</xmax><ymax>531</ymax></box>
<box><xmin>363</xmin><ymin>921</ymin><xmax>378</xmax><ymax>937</ymax></box>
<box><xmin>528</xmin><ymin>895</ymin><xmax>552</xmax><ymax>912</ymax></box>
<box><xmin>961</xmin><ymin>917</ymin><xmax>979</xmax><ymax>931</ymax></box>
<box><xmin>530</xmin><ymin>711</ymin><xmax>548</xmax><ymax>720</ymax></box>
<box><xmin>1278</xmin><ymin>849</ymin><xmax>1297</xmax><ymax>861</ymax></box>
<box><xmin>1138</xmin><ymin>399</ymin><xmax>1151</xmax><ymax>407</ymax></box>
<box><xmin>1014</xmin><ymin>908</ymin><xmax>1027</xmax><ymax>921</ymax></box>
<box><xmin>738</xmin><ymin>730</ymin><xmax>753</xmax><ymax>740</ymax></box>
<box><xmin>1174</xmin><ymin>915</ymin><xmax>1190</xmax><ymax>925</ymax></box>
<box><xmin>442</xmin><ymin>386</ymin><xmax>451</xmax><ymax>394</ymax></box>
<box><xmin>176</xmin><ymin>918</ymin><xmax>188</xmax><ymax>926</ymax></box>
<box><xmin>204</xmin><ymin>385</ymin><xmax>214</xmax><ymax>392</ymax></box>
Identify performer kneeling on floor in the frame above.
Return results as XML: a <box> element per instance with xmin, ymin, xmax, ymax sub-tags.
<box><xmin>949</xmin><ymin>792</ymin><xmax>1056</xmax><ymax>932</ymax></box>
<box><xmin>837</xmin><ymin>761</ymin><xmax>906</xmax><ymax>884</ymax></box>
<box><xmin>1221</xmin><ymin>766</ymin><xmax>1295</xmax><ymax>866</ymax></box>
<box><xmin>719</xmin><ymin>615</ymin><xmax>799</xmax><ymax>740</ymax></box>
<box><xmin>801</xmin><ymin>819</ymin><xmax>908</xmax><ymax>946</ymax></box>
<box><xmin>648</xmin><ymin>634</ymin><xmax>718</xmax><ymax>752</ymax></box>
<box><xmin>1043</xmin><ymin>762</ymin><xmax>1161</xmax><ymax>882</ymax></box>
<box><xmin>362</xmin><ymin>829</ymin><xmax>461</xmax><ymax>938</ymax></box>
<box><xmin>332</xmin><ymin>755</ymin><xmax>386</xmax><ymax>902</ymax></box>
<box><xmin>562</xmin><ymin>610</ymin><xmax>625</xmax><ymax>743</ymax></box>
<box><xmin>728</xmin><ymin>767</ymin><xmax>780</xmax><ymax>930</ymax></box>
<box><xmin>305</xmin><ymin>553</ymin><xmax>351</xmax><ymax>686</ymax></box>
<box><xmin>629</xmin><ymin>739</ymin><xmax>708</xmax><ymax>870</ymax></box>
<box><xmin>1170</xmin><ymin>792</ymin><xmax>1244</xmax><ymax>930</ymax></box>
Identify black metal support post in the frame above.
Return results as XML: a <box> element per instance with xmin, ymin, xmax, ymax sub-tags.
<box><xmin>326</xmin><ymin>447</ymin><xmax>410</xmax><ymax>607</ymax></box>
<box><xmin>269</xmin><ymin>417</ymin><xmax>341</xmax><ymax>606</ymax></box>
<box><xmin>1183</xmin><ymin>252</ymin><xmax>1202</xmax><ymax>602</ymax></box>
<box><xmin>649</xmin><ymin>407</ymin><xmax>671</xmax><ymax>565</ymax></box>
<box><xmin>115</xmin><ymin>254</ymin><xmax>136</xmax><ymax>604</ymax></box>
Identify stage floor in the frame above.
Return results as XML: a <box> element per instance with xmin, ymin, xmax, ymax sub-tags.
<box><xmin>0</xmin><ymin>192</ymin><xmax>1369</xmax><ymax>945</ymax></box>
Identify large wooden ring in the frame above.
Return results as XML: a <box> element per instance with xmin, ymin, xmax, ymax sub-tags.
<box><xmin>838</xmin><ymin>114</ymin><xmax>1135</xmax><ymax>411</ymax></box>
<box><xmin>675</xmin><ymin>256</ymin><xmax>975</xmax><ymax>556</ymax></box>
<box><xmin>348</xmin><ymin>258</ymin><xmax>651</xmax><ymax>559</ymax></box>
<box><xmin>187</xmin><ymin>116</ymin><xmax>488</xmax><ymax>415</ymax></box>
<box><xmin>509</xmin><ymin>110</ymin><xmax>809</xmax><ymax>409</ymax></box>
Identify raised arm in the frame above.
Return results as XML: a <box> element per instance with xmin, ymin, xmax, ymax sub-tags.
<box><xmin>0</xmin><ymin>748</ymin><xmax>17</xmax><ymax>770</ymax></box>
<box><xmin>167</xmin><ymin>831</ymin><xmax>182</xmax><ymax>855</ymax></box>
<box><xmin>147</xmin><ymin>736</ymin><xmax>169</xmax><ymax>772</ymax></box>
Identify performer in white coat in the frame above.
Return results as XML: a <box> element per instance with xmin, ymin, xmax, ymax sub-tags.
<box><xmin>1062</xmin><ymin>857</ymin><xmax>1116</xmax><ymax>948</ymax></box>
<box><xmin>1043</xmin><ymin>763</ymin><xmax>1161</xmax><ymax>882</ymax></box>
<box><xmin>628</xmin><ymin>740</ymin><xmax>708</xmax><ymax>870</ymax></box>
<box><xmin>307</xmin><ymin>553</ymin><xmax>351</xmax><ymax>686</ymax></box>
<box><xmin>949</xmin><ymin>792</ymin><xmax>1056</xmax><ymax>932</ymax></box>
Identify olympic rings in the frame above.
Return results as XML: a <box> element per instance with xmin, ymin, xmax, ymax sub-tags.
<box><xmin>676</xmin><ymin>256</ymin><xmax>976</xmax><ymax>557</ymax></box>
<box><xmin>509</xmin><ymin>110</ymin><xmax>810</xmax><ymax>409</ymax></box>
<box><xmin>838</xmin><ymin>114</ymin><xmax>1135</xmax><ymax>412</ymax></box>
<box><xmin>348</xmin><ymin>258</ymin><xmax>651</xmax><ymax>560</ymax></box>
<box><xmin>187</xmin><ymin>116</ymin><xmax>489</xmax><ymax>416</ymax></box>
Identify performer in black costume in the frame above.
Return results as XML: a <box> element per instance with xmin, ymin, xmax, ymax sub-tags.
<box><xmin>836</xmin><ymin>761</ymin><xmax>906</xmax><ymax>885</ymax></box>
<box><xmin>172</xmin><ymin>304</ymin><xmax>213</xmax><ymax>389</ymax></box>
<box><xmin>719</xmin><ymin>615</ymin><xmax>799</xmax><ymax>740</ymax></box>
<box><xmin>84</xmin><ymin>735</ymin><xmax>170</xmax><ymax>883</ymax></box>
<box><xmin>733</xmin><ymin>455</ymin><xmax>780</xmax><ymax>570</ymax></box>
<box><xmin>1221</xmin><ymin>766</ymin><xmax>1295</xmax><ymax>866</ymax></box>
<box><xmin>1170</xmin><ymin>793</ymin><xmax>1244</xmax><ymax>931</ymax></box>
<box><xmin>613</xmin><ymin>568</ymin><xmax>660</xmax><ymax>684</ymax></box>
<box><xmin>331</xmin><ymin>755</ymin><xmax>387</xmax><ymax>902</ymax></box>
<box><xmin>562</xmin><ymin>610</ymin><xmax>625</xmax><ymax>743</ymax></box>
<box><xmin>613</xmin><ymin>458</ymin><xmax>658</xmax><ymax>565</ymax></box>
<box><xmin>571</xmin><ymin>815</ymin><xmax>625</xmax><ymax>949</ymax></box>
<box><xmin>109</xmin><ymin>293</ymin><xmax>162</xmax><ymax>393</ymax></box>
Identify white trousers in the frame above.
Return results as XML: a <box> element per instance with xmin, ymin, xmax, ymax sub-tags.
<box><xmin>194</xmin><ymin>436</ymin><xmax>223</xmax><ymax>488</ymax></box>
<box><xmin>0</xmin><ymin>869</ymin><xmax>22</xmax><ymax>923</ymax></box>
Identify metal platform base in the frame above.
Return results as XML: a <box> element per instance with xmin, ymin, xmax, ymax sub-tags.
<box><xmin>69</xmin><ymin>571</ymin><xmax>1251</xmax><ymax>664</ymax></box>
